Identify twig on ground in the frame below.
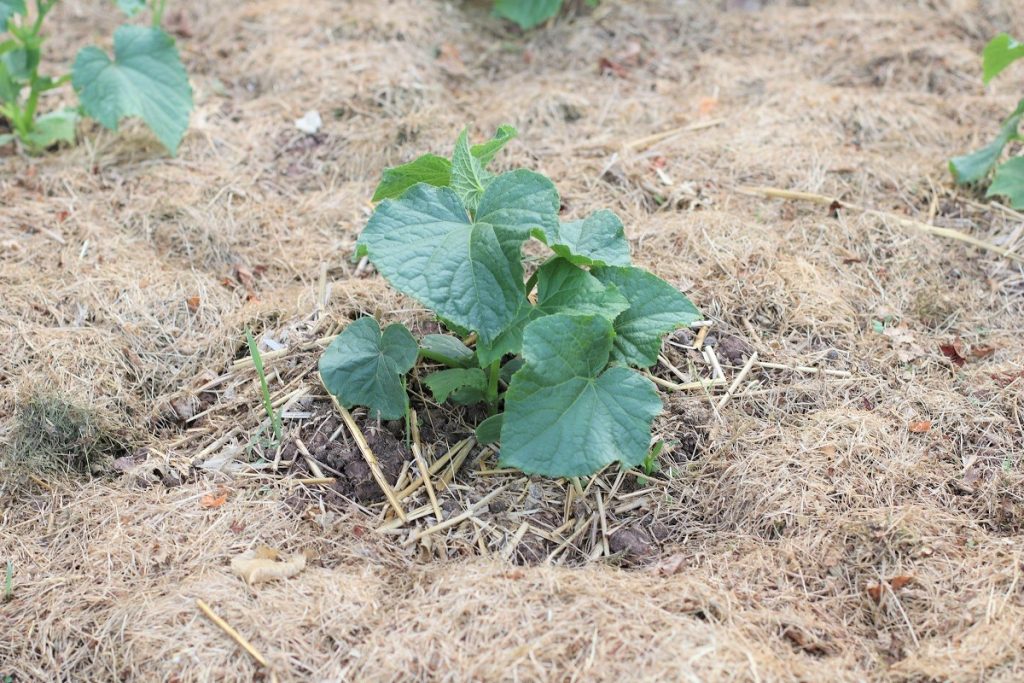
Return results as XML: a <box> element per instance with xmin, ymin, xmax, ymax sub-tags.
<box><xmin>739</xmin><ymin>186</ymin><xmax>1024</xmax><ymax>264</ymax></box>
<box><xmin>718</xmin><ymin>352</ymin><xmax>758</xmax><ymax>410</ymax></box>
<box><xmin>196</xmin><ymin>598</ymin><xmax>270</xmax><ymax>668</ymax></box>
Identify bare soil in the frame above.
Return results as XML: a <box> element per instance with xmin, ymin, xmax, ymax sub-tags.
<box><xmin>2</xmin><ymin>0</ymin><xmax>1024</xmax><ymax>681</ymax></box>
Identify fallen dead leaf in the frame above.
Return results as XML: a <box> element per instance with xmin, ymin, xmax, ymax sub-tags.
<box><xmin>866</xmin><ymin>581</ymin><xmax>883</xmax><ymax>602</ymax></box>
<box><xmin>882</xmin><ymin>325</ymin><xmax>926</xmax><ymax>363</ymax></box>
<box><xmin>908</xmin><ymin>420</ymin><xmax>931</xmax><ymax>433</ymax></box>
<box><xmin>970</xmin><ymin>345</ymin><xmax>995</xmax><ymax>360</ymax></box>
<box><xmin>200</xmin><ymin>488</ymin><xmax>229</xmax><ymax>509</ymax></box>
<box><xmin>231</xmin><ymin>546</ymin><xmax>308</xmax><ymax>586</ymax></box>
<box><xmin>186</xmin><ymin>295</ymin><xmax>200</xmax><ymax>312</ymax></box>
<box><xmin>939</xmin><ymin>340</ymin><xmax>967</xmax><ymax>367</ymax></box>
<box><xmin>598</xmin><ymin>57</ymin><xmax>629</xmax><ymax>78</ymax></box>
<box><xmin>697</xmin><ymin>96</ymin><xmax>718</xmax><ymax>116</ymax></box>
<box><xmin>889</xmin><ymin>575</ymin><xmax>913</xmax><ymax>590</ymax></box>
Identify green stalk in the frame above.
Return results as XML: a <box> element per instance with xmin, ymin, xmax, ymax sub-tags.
<box><xmin>485</xmin><ymin>359</ymin><xmax>500</xmax><ymax>412</ymax></box>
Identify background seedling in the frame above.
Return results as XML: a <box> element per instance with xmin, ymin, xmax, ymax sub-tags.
<box><xmin>950</xmin><ymin>33</ymin><xmax>1024</xmax><ymax>208</ymax></box>
<box><xmin>0</xmin><ymin>0</ymin><xmax>192</xmax><ymax>154</ymax></box>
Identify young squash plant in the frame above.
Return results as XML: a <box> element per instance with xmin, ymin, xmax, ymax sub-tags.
<box><xmin>319</xmin><ymin>126</ymin><xmax>701</xmax><ymax>478</ymax></box>
<box><xmin>950</xmin><ymin>33</ymin><xmax>1024</xmax><ymax>208</ymax></box>
<box><xmin>0</xmin><ymin>0</ymin><xmax>192</xmax><ymax>154</ymax></box>
<box><xmin>492</xmin><ymin>0</ymin><xmax>599</xmax><ymax>31</ymax></box>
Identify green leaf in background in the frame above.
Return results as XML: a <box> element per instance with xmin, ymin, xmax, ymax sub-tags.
<box><xmin>419</xmin><ymin>333</ymin><xmax>475</xmax><ymax>368</ymax></box>
<box><xmin>950</xmin><ymin>98</ymin><xmax>1024</xmax><ymax>184</ymax></box>
<box><xmin>0</xmin><ymin>0</ymin><xmax>25</xmax><ymax>31</ymax></box>
<box><xmin>591</xmin><ymin>266</ymin><xmax>701</xmax><ymax>367</ymax></box>
<box><xmin>22</xmin><ymin>108</ymin><xmax>77</xmax><ymax>149</ymax></box>
<box><xmin>72</xmin><ymin>26</ymin><xmax>193</xmax><ymax>154</ymax></box>
<box><xmin>115</xmin><ymin>0</ymin><xmax>145</xmax><ymax>17</ymax></box>
<box><xmin>423</xmin><ymin>368</ymin><xmax>488</xmax><ymax>404</ymax></box>
<box><xmin>493</xmin><ymin>0</ymin><xmax>562</xmax><ymax>30</ymax></box>
<box><xmin>358</xmin><ymin>183</ymin><xmax>530</xmax><ymax>346</ymax></box>
<box><xmin>499</xmin><ymin>314</ymin><xmax>662</xmax><ymax>477</ymax></box>
<box><xmin>983</xmin><ymin>33</ymin><xmax>1024</xmax><ymax>84</ymax></box>
<box><xmin>475</xmin><ymin>412</ymin><xmax>504</xmax><ymax>445</ymax></box>
<box><xmin>535</xmin><ymin>209</ymin><xmax>631</xmax><ymax>267</ymax></box>
<box><xmin>451</xmin><ymin>128</ymin><xmax>491</xmax><ymax>214</ymax></box>
<box><xmin>318</xmin><ymin>317</ymin><xmax>418</xmax><ymax>420</ymax></box>
<box><xmin>371</xmin><ymin>153</ymin><xmax>452</xmax><ymax>202</ymax></box>
<box><xmin>987</xmin><ymin>157</ymin><xmax>1024</xmax><ymax>209</ymax></box>
<box><xmin>470</xmin><ymin>124</ymin><xmax>517</xmax><ymax>166</ymax></box>
<box><xmin>0</xmin><ymin>60</ymin><xmax>17</xmax><ymax>103</ymax></box>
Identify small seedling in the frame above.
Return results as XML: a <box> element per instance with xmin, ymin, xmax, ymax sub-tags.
<box><xmin>4</xmin><ymin>560</ymin><xmax>12</xmax><ymax>601</ymax></box>
<box><xmin>950</xmin><ymin>33</ymin><xmax>1024</xmax><ymax>208</ymax></box>
<box><xmin>491</xmin><ymin>0</ymin><xmax>599</xmax><ymax>30</ymax></box>
<box><xmin>320</xmin><ymin>126</ymin><xmax>701</xmax><ymax>478</ymax></box>
<box><xmin>0</xmin><ymin>0</ymin><xmax>192</xmax><ymax>154</ymax></box>
<box><xmin>245</xmin><ymin>329</ymin><xmax>282</xmax><ymax>450</ymax></box>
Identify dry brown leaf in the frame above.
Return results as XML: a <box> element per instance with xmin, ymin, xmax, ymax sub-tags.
<box><xmin>939</xmin><ymin>340</ymin><xmax>967</xmax><ymax>367</ymax></box>
<box><xmin>231</xmin><ymin>546</ymin><xmax>308</xmax><ymax>586</ymax></box>
<box><xmin>889</xmin><ymin>575</ymin><xmax>913</xmax><ymax>590</ymax></box>
<box><xmin>908</xmin><ymin>420</ymin><xmax>931</xmax><ymax>433</ymax></box>
<box><xmin>200</xmin><ymin>488</ymin><xmax>229</xmax><ymax>509</ymax></box>
<box><xmin>698</xmin><ymin>96</ymin><xmax>719</xmax><ymax>116</ymax></box>
<box><xmin>186</xmin><ymin>295</ymin><xmax>200</xmax><ymax>312</ymax></box>
<box><xmin>866</xmin><ymin>581</ymin><xmax>883</xmax><ymax>602</ymax></box>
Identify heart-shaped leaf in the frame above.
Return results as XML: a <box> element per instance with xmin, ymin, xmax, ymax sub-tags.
<box><xmin>591</xmin><ymin>266</ymin><xmax>701</xmax><ymax>367</ymax></box>
<box><xmin>499</xmin><ymin>314</ymin><xmax>662</xmax><ymax>477</ymax></box>
<box><xmin>319</xmin><ymin>317</ymin><xmax>418</xmax><ymax>420</ymax></box>
<box><xmin>536</xmin><ymin>209</ymin><xmax>631</xmax><ymax>267</ymax></box>
<box><xmin>359</xmin><ymin>170</ymin><xmax>558</xmax><ymax>345</ymax></box>
<box><xmin>451</xmin><ymin>129</ymin><xmax>491</xmax><ymax>214</ymax></box>
<box><xmin>72</xmin><ymin>26</ymin><xmax>192</xmax><ymax>154</ymax></box>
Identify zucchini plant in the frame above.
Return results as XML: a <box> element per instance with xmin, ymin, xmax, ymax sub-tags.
<box><xmin>319</xmin><ymin>127</ymin><xmax>701</xmax><ymax>478</ymax></box>
<box><xmin>950</xmin><ymin>33</ymin><xmax>1024</xmax><ymax>208</ymax></box>
<box><xmin>492</xmin><ymin>0</ymin><xmax>598</xmax><ymax>31</ymax></box>
<box><xmin>0</xmin><ymin>0</ymin><xmax>192</xmax><ymax>154</ymax></box>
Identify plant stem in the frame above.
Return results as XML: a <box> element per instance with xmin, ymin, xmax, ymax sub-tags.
<box><xmin>485</xmin><ymin>359</ymin><xmax>500</xmax><ymax>412</ymax></box>
<box><xmin>151</xmin><ymin>0</ymin><xmax>167</xmax><ymax>27</ymax></box>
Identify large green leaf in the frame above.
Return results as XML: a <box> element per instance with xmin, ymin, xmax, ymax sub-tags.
<box><xmin>475</xmin><ymin>413</ymin><xmax>504</xmax><ymax>445</ymax></box>
<box><xmin>451</xmin><ymin>128</ymin><xmax>491</xmax><ymax>214</ymax></box>
<box><xmin>0</xmin><ymin>0</ymin><xmax>24</xmax><ymax>31</ymax></box>
<box><xmin>983</xmin><ymin>33</ymin><xmax>1024</xmax><ymax>84</ymax></box>
<box><xmin>987</xmin><ymin>157</ymin><xmax>1024</xmax><ymax>209</ymax></box>
<box><xmin>423</xmin><ymin>368</ymin><xmax>487</xmax><ymax>404</ymax></box>
<box><xmin>535</xmin><ymin>209</ymin><xmax>631</xmax><ymax>267</ymax></box>
<box><xmin>319</xmin><ymin>317</ymin><xmax>418</xmax><ymax>420</ymax></box>
<box><xmin>475</xmin><ymin>305</ymin><xmax>537</xmax><ymax>367</ymax></box>
<box><xmin>359</xmin><ymin>176</ymin><xmax>556</xmax><ymax>345</ymax></box>
<box><xmin>470</xmin><ymin>124</ymin><xmax>517</xmax><ymax>165</ymax></box>
<box><xmin>493</xmin><ymin>0</ymin><xmax>562</xmax><ymax>30</ymax></box>
<box><xmin>72</xmin><ymin>26</ymin><xmax>192</xmax><ymax>154</ymax></box>
<box><xmin>371</xmin><ymin>153</ymin><xmax>452</xmax><ymax>202</ymax></box>
<box><xmin>499</xmin><ymin>314</ymin><xmax>662</xmax><ymax>477</ymax></box>
<box><xmin>950</xmin><ymin>98</ymin><xmax>1024</xmax><ymax>184</ymax></box>
<box><xmin>591</xmin><ymin>266</ymin><xmax>701</xmax><ymax>367</ymax></box>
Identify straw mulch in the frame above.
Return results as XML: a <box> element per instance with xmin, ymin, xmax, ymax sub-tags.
<box><xmin>2</xmin><ymin>0</ymin><xmax>1023</xmax><ymax>680</ymax></box>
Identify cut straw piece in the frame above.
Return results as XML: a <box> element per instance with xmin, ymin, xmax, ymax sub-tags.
<box><xmin>718</xmin><ymin>351</ymin><xmax>758</xmax><ymax>410</ymax></box>
<box><xmin>196</xmin><ymin>599</ymin><xmax>270</xmax><ymax>668</ymax></box>
<box><xmin>319</xmin><ymin>378</ymin><xmax>406</xmax><ymax>522</ymax></box>
<box><xmin>414</xmin><ymin>444</ymin><xmax>443</xmax><ymax>523</ymax></box>
<box><xmin>501</xmin><ymin>522</ymin><xmax>530</xmax><ymax>562</ymax></box>
<box><xmin>395</xmin><ymin>438</ymin><xmax>473</xmax><ymax>500</ymax></box>
<box><xmin>402</xmin><ymin>485</ymin><xmax>508</xmax><ymax>547</ymax></box>
<box><xmin>754</xmin><ymin>360</ymin><xmax>852</xmax><ymax>377</ymax></box>
<box><xmin>646</xmin><ymin>374</ymin><xmax>726</xmax><ymax>392</ymax></box>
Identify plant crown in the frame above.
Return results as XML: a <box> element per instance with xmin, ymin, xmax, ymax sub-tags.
<box><xmin>0</xmin><ymin>0</ymin><xmax>191</xmax><ymax>154</ymax></box>
<box><xmin>319</xmin><ymin>126</ymin><xmax>701</xmax><ymax>478</ymax></box>
<box><xmin>950</xmin><ymin>33</ymin><xmax>1024</xmax><ymax>208</ymax></box>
